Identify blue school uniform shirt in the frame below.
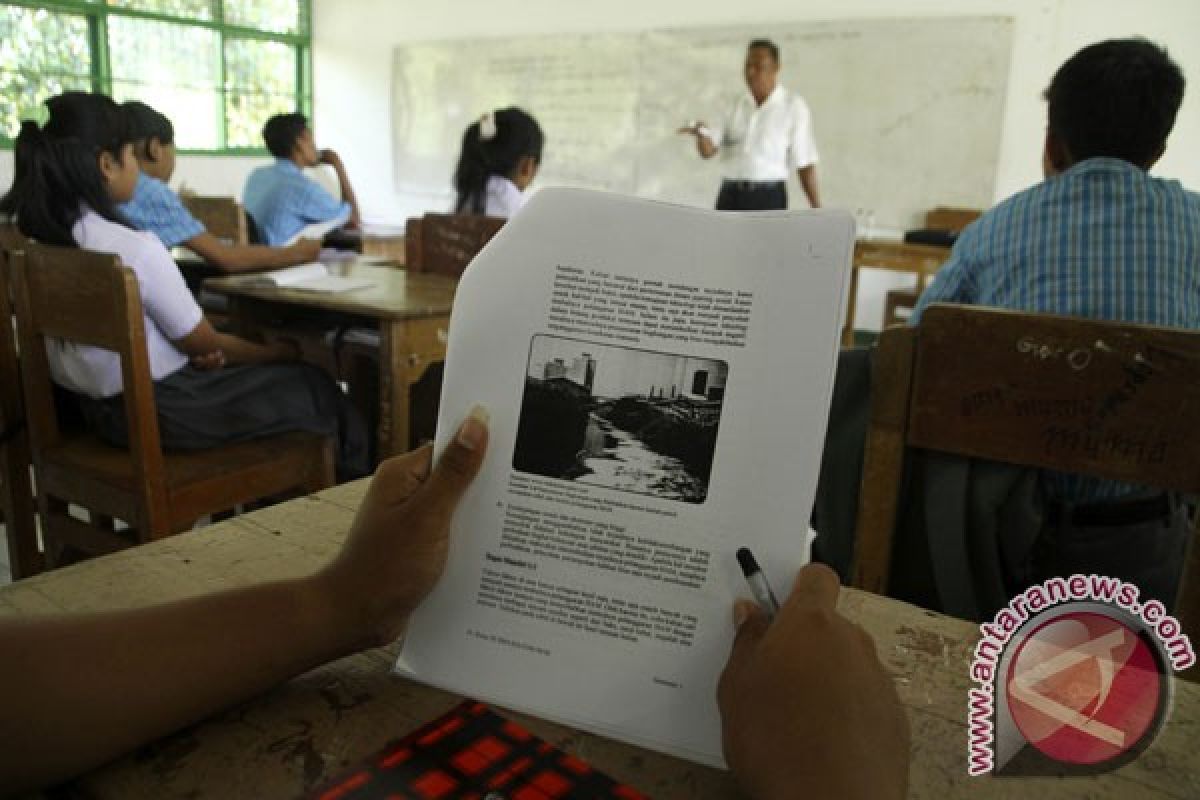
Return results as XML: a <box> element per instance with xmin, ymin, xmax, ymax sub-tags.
<box><xmin>911</xmin><ymin>157</ymin><xmax>1200</xmax><ymax>502</ymax></box>
<box><xmin>119</xmin><ymin>172</ymin><xmax>206</xmax><ymax>248</ymax></box>
<box><xmin>242</xmin><ymin>159</ymin><xmax>352</xmax><ymax>246</ymax></box>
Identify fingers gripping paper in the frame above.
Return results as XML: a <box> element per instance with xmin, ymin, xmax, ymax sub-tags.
<box><xmin>396</xmin><ymin>189</ymin><xmax>854</xmax><ymax>766</ymax></box>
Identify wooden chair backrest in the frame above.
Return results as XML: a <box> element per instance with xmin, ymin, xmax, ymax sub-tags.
<box><xmin>925</xmin><ymin>207</ymin><xmax>982</xmax><ymax>233</ymax></box>
<box><xmin>0</xmin><ymin>248</ymin><xmax>42</xmax><ymax>575</ymax></box>
<box><xmin>0</xmin><ymin>222</ymin><xmax>26</xmax><ymax>251</ymax></box>
<box><xmin>0</xmin><ymin>250</ymin><xmax>21</xmax><ymax>441</ymax></box>
<box><xmin>181</xmin><ymin>195</ymin><xmax>248</xmax><ymax>245</ymax></box>
<box><xmin>852</xmin><ymin>304</ymin><xmax>1200</xmax><ymax>638</ymax></box>
<box><xmin>9</xmin><ymin>245</ymin><xmax>168</xmax><ymax>519</ymax></box>
<box><xmin>405</xmin><ymin>213</ymin><xmax>504</xmax><ymax>277</ymax></box>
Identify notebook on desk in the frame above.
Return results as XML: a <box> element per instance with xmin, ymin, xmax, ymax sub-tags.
<box><xmin>240</xmin><ymin>263</ymin><xmax>374</xmax><ymax>293</ymax></box>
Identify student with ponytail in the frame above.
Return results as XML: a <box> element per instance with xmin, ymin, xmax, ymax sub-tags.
<box><xmin>1</xmin><ymin>92</ymin><xmax>369</xmax><ymax>480</ymax></box>
<box><xmin>452</xmin><ymin>107</ymin><xmax>544</xmax><ymax>217</ymax></box>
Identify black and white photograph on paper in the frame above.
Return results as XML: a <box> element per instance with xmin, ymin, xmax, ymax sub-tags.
<box><xmin>512</xmin><ymin>334</ymin><xmax>728</xmax><ymax>503</ymax></box>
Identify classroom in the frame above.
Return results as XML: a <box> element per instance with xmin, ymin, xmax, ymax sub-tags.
<box><xmin>0</xmin><ymin>0</ymin><xmax>1197</xmax><ymax>797</ymax></box>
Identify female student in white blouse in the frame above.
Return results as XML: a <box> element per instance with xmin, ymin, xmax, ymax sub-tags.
<box><xmin>0</xmin><ymin>92</ymin><xmax>369</xmax><ymax>481</ymax></box>
<box><xmin>452</xmin><ymin>108</ymin><xmax>544</xmax><ymax>218</ymax></box>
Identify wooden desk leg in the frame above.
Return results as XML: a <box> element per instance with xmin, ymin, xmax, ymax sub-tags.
<box><xmin>841</xmin><ymin>266</ymin><xmax>861</xmax><ymax>348</ymax></box>
<box><xmin>225</xmin><ymin>297</ymin><xmax>259</xmax><ymax>339</ymax></box>
<box><xmin>378</xmin><ymin>317</ymin><xmax>450</xmax><ymax>459</ymax></box>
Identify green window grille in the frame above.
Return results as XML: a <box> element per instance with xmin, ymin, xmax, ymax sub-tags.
<box><xmin>0</xmin><ymin>0</ymin><xmax>312</xmax><ymax>154</ymax></box>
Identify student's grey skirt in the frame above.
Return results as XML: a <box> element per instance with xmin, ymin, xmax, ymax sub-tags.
<box><xmin>79</xmin><ymin>363</ymin><xmax>370</xmax><ymax>482</ymax></box>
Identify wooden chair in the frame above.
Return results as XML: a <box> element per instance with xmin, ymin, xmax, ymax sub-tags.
<box><xmin>9</xmin><ymin>244</ymin><xmax>336</xmax><ymax>566</ymax></box>
<box><xmin>405</xmin><ymin>213</ymin><xmax>504</xmax><ymax>277</ymax></box>
<box><xmin>180</xmin><ymin>195</ymin><xmax>249</xmax><ymax>245</ymax></box>
<box><xmin>393</xmin><ymin>213</ymin><xmax>502</xmax><ymax>444</ymax></box>
<box><xmin>924</xmin><ymin>206</ymin><xmax>983</xmax><ymax>233</ymax></box>
<box><xmin>0</xmin><ymin>249</ymin><xmax>41</xmax><ymax>578</ymax></box>
<box><xmin>881</xmin><ymin>208</ymin><xmax>981</xmax><ymax>328</ymax></box>
<box><xmin>852</xmin><ymin>304</ymin><xmax>1200</xmax><ymax>648</ymax></box>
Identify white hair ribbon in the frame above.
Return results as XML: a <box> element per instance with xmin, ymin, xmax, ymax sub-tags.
<box><xmin>479</xmin><ymin>111</ymin><xmax>498</xmax><ymax>141</ymax></box>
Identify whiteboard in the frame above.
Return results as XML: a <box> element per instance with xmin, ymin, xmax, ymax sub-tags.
<box><xmin>392</xmin><ymin>17</ymin><xmax>1013</xmax><ymax>229</ymax></box>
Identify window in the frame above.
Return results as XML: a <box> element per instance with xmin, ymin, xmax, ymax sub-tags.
<box><xmin>0</xmin><ymin>1</ymin><xmax>311</xmax><ymax>154</ymax></box>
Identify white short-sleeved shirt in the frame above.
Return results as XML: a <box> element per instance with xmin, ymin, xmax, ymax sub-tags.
<box><xmin>48</xmin><ymin>209</ymin><xmax>203</xmax><ymax>399</ymax></box>
<box><xmin>484</xmin><ymin>175</ymin><xmax>528</xmax><ymax>218</ymax></box>
<box><xmin>708</xmin><ymin>85</ymin><xmax>819</xmax><ymax>181</ymax></box>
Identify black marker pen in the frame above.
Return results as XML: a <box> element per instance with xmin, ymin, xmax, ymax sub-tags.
<box><xmin>736</xmin><ymin>547</ymin><xmax>780</xmax><ymax>620</ymax></box>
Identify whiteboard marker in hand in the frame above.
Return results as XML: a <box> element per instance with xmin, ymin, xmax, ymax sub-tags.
<box><xmin>736</xmin><ymin>547</ymin><xmax>780</xmax><ymax>621</ymax></box>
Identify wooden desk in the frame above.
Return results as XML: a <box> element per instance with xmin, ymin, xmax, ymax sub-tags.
<box><xmin>205</xmin><ymin>264</ymin><xmax>456</xmax><ymax>458</ymax></box>
<box><xmin>843</xmin><ymin>240</ymin><xmax>951</xmax><ymax>347</ymax></box>
<box><xmin>1</xmin><ymin>482</ymin><xmax>1194</xmax><ymax>799</ymax></box>
<box><xmin>359</xmin><ymin>224</ymin><xmax>407</xmax><ymax>265</ymax></box>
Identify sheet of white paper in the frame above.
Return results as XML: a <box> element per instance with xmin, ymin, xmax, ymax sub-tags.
<box><xmin>244</xmin><ymin>262</ymin><xmax>328</xmax><ymax>287</ymax></box>
<box><xmin>286</xmin><ymin>275</ymin><xmax>374</xmax><ymax>293</ymax></box>
<box><xmin>237</xmin><ymin>263</ymin><xmax>372</xmax><ymax>293</ymax></box>
<box><xmin>397</xmin><ymin>189</ymin><xmax>853</xmax><ymax>767</ymax></box>
<box><xmin>283</xmin><ymin>209</ymin><xmax>352</xmax><ymax>247</ymax></box>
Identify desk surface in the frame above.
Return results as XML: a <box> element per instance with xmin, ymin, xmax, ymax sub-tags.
<box><xmin>205</xmin><ymin>265</ymin><xmax>456</xmax><ymax>320</ymax></box>
<box><xmin>854</xmin><ymin>239</ymin><xmax>951</xmax><ymax>274</ymax></box>
<box><xmin>359</xmin><ymin>224</ymin><xmax>407</xmax><ymax>238</ymax></box>
<box><xmin>2</xmin><ymin>483</ymin><xmax>1196</xmax><ymax>799</ymax></box>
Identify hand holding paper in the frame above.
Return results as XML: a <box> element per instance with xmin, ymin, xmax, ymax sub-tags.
<box><xmin>319</xmin><ymin>410</ymin><xmax>489</xmax><ymax>647</ymax></box>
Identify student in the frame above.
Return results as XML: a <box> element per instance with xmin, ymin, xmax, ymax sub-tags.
<box><xmin>0</xmin><ymin>92</ymin><xmax>369</xmax><ymax>480</ymax></box>
<box><xmin>242</xmin><ymin>112</ymin><xmax>361</xmax><ymax>246</ymax></box>
<box><xmin>454</xmin><ymin>107</ymin><xmax>544</xmax><ymax>217</ymax></box>
<box><xmin>0</xmin><ymin>416</ymin><xmax>910</xmax><ymax>799</ymax></box>
<box><xmin>119</xmin><ymin>101</ymin><xmax>320</xmax><ymax>272</ymax></box>
<box><xmin>911</xmin><ymin>37</ymin><xmax>1198</xmax><ymax>503</ymax></box>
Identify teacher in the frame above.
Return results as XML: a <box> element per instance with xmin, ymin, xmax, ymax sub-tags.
<box><xmin>680</xmin><ymin>39</ymin><xmax>821</xmax><ymax>210</ymax></box>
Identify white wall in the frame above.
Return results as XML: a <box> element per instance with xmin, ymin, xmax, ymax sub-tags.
<box><xmin>309</xmin><ymin>0</ymin><xmax>1199</xmax><ymax>331</ymax></box>
<box><xmin>3</xmin><ymin>1</ymin><xmax>1195</xmax><ymax>328</ymax></box>
<box><xmin>5</xmin><ymin>1</ymin><xmax>1194</xmax><ymax>218</ymax></box>
<box><xmin>311</xmin><ymin>0</ymin><xmax>1200</xmax><ymax>223</ymax></box>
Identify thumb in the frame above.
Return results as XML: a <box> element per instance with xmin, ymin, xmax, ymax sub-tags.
<box><xmin>412</xmin><ymin>406</ymin><xmax>489</xmax><ymax>518</ymax></box>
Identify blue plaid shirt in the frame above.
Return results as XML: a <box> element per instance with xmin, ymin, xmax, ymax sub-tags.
<box><xmin>120</xmin><ymin>172</ymin><xmax>205</xmax><ymax>249</ymax></box>
<box><xmin>242</xmin><ymin>159</ymin><xmax>351</xmax><ymax>246</ymax></box>
<box><xmin>912</xmin><ymin>157</ymin><xmax>1200</xmax><ymax>501</ymax></box>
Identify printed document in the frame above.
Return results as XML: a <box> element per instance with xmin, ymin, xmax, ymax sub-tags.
<box><xmin>397</xmin><ymin>189</ymin><xmax>854</xmax><ymax>767</ymax></box>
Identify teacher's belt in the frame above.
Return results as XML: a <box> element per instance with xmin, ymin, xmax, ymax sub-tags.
<box><xmin>721</xmin><ymin>179</ymin><xmax>786</xmax><ymax>190</ymax></box>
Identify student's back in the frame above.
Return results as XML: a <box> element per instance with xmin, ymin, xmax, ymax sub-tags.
<box><xmin>911</xmin><ymin>39</ymin><xmax>1196</xmax><ymax>503</ymax></box>
<box><xmin>56</xmin><ymin>208</ymin><xmax>200</xmax><ymax>397</ymax></box>
<box><xmin>242</xmin><ymin>112</ymin><xmax>356</xmax><ymax>246</ymax></box>
<box><xmin>918</xmin><ymin>158</ymin><xmax>1200</xmax><ymax>328</ymax></box>
<box><xmin>119</xmin><ymin>100</ymin><xmax>320</xmax><ymax>272</ymax></box>
<box><xmin>453</xmin><ymin>108</ymin><xmax>543</xmax><ymax>218</ymax></box>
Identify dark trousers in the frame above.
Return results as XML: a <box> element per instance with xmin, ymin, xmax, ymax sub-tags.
<box><xmin>80</xmin><ymin>363</ymin><xmax>371</xmax><ymax>482</ymax></box>
<box><xmin>715</xmin><ymin>180</ymin><xmax>788</xmax><ymax>211</ymax></box>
